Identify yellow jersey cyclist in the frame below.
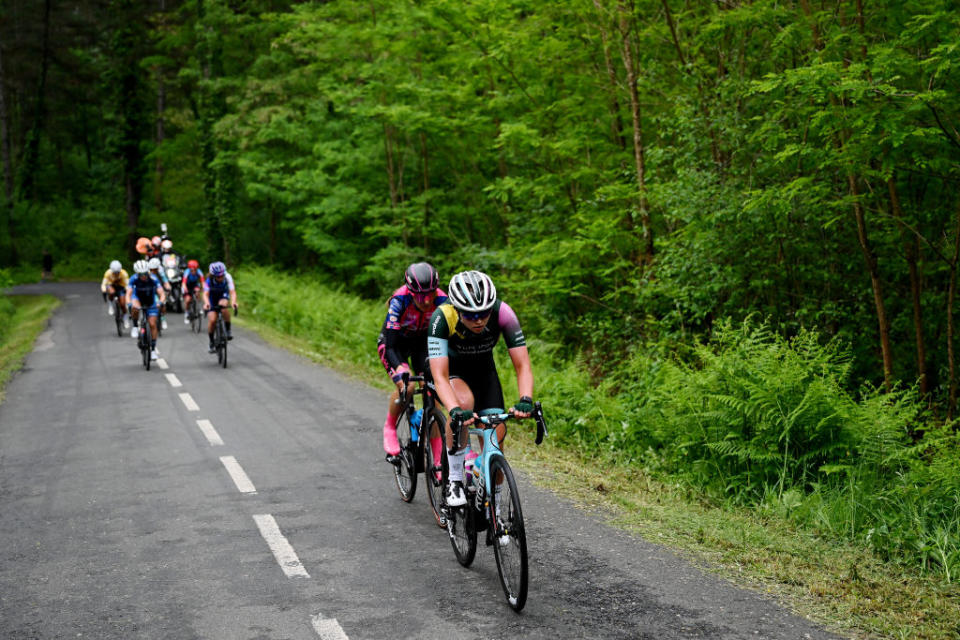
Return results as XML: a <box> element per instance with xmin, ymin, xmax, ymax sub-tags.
<box><xmin>427</xmin><ymin>270</ymin><xmax>534</xmax><ymax>507</ymax></box>
<box><xmin>100</xmin><ymin>260</ymin><xmax>131</xmax><ymax>329</ymax></box>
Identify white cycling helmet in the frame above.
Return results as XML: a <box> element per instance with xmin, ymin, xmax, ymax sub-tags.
<box><xmin>147</xmin><ymin>257</ymin><xmax>161</xmax><ymax>270</ymax></box>
<box><xmin>161</xmin><ymin>239</ymin><xmax>173</xmax><ymax>251</ymax></box>
<box><xmin>447</xmin><ymin>270</ymin><xmax>497</xmax><ymax>314</ymax></box>
<box><xmin>133</xmin><ymin>260</ymin><xmax>149</xmax><ymax>274</ymax></box>
<box><xmin>109</xmin><ymin>260</ymin><xmax>122</xmax><ymax>273</ymax></box>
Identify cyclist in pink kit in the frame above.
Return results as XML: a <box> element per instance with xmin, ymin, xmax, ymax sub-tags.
<box><xmin>378</xmin><ymin>263</ymin><xmax>447</xmax><ymax>466</ymax></box>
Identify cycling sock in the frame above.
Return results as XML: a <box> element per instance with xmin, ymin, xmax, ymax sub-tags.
<box><xmin>447</xmin><ymin>449</ymin><xmax>466</xmax><ymax>482</ymax></box>
<box><xmin>431</xmin><ymin>437</ymin><xmax>443</xmax><ymax>467</ymax></box>
<box><xmin>225</xmin><ymin>321</ymin><xmax>231</xmax><ymax>331</ymax></box>
<box><xmin>383</xmin><ymin>413</ymin><xmax>400</xmax><ymax>455</ymax></box>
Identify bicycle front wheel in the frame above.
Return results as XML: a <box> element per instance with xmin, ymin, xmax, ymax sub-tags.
<box><xmin>443</xmin><ymin>450</ymin><xmax>476</xmax><ymax>567</ymax></box>
<box><xmin>489</xmin><ymin>456</ymin><xmax>528</xmax><ymax>611</ymax></box>
<box><xmin>393</xmin><ymin>412</ymin><xmax>417</xmax><ymax>502</ymax></box>
<box><xmin>423</xmin><ymin>410</ymin><xmax>446</xmax><ymax>527</ymax></box>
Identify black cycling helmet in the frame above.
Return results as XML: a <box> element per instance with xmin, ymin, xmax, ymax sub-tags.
<box><xmin>404</xmin><ymin>262</ymin><xmax>439</xmax><ymax>294</ymax></box>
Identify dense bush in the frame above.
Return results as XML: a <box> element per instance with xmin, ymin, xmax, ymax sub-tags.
<box><xmin>240</xmin><ymin>267</ymin><xmax>960</xmax><ymax>581</ymax></box>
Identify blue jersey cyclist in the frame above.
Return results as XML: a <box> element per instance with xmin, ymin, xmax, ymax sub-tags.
<box><xmin>126</xmin><ymin>259</ymin><xmax>166</xmax><ymax>361</ymax></box>
<box><xmin>378</xmin><ymin>262</ymin><xmax>448</xmax><ymax>464</ymax></box>
<box><xmin>427</xmin><ymin>270</ymin><xmax>534</xmax><ymax>507</ymax></box>
<box><xmin>203</xmin><ymin>261</ymin><xmax>238</xmax><ymax>353</ymax></box>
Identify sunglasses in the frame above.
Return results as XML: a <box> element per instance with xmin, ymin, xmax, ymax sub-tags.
<box><xmin>461</xmin><ymin>309</ymin><xmax>491</xmax><ymax>322</ymax></box>
<box><xmin>411</xmin><ymin>291</ymin><xmax>435</xmax><ymax>304</ymax></box>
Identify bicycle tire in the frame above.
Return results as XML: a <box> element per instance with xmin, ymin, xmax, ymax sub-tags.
<box><xmin>141</xmin><ymin>327</ymin><xmax>150</xmax><ymax>371</ymax></box>
<box><xmin>114</xmin><ymin>301</ymin><xmax>123</xmax><ymax>337</ymax></box>
<box><xmin>190</xmin><ymin>300</ymin><xmax>201</xmax><ymax>333</ymax></box>
<box><xmin>443</xmin><ymin>449</ymin><xmax>476</xmax><ymax>566</ymax></box>
<box><xmin>393</xmin><ymin>410</ymin><xmax>417</xmax><ymax>502</ymax></box>
<box><xmin>489</xmin><ymin>457</ymin><xmax>528</xmax><ymax>611</ymax></box>
<box><xmin>423</xmin><ymin>410</ymin><xmax>447</xmax><ymax>527</ymax></box>
<box><xmin>216</xmin><ymin>316</ymin><xmax>225</xmax><ymax>365</ymax></box>
<box><xmin>221</xmin><ymin>329</ymin><xmax>228</xmax><ymax>368</ymax></box>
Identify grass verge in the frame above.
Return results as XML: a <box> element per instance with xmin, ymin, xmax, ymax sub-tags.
<box><xmin>233</xmin><ymin>266</ymin><xmax>960</xmax><ymax>640</ymax></box>
<box><xmin>0</xmin><ymin>295</ymin><xmax>60</xmax><ymax>405</ymax></box>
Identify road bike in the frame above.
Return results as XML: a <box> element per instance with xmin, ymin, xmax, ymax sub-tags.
<box><xmin>208</xmin><ymin>304</ymin><xmax>237</xmax><ymax>368</ymax></box>
<box><xmin>107</xmin><ymin>291</ymin><xmax>125</xmax><ymax>337</ymax></box>
<box><xmin>441</xmin><ymin>403</ymin><xmax>547</xmax><ymax>612</ymax></box>
<box><xmin>391</xmin><ymin>373</ymin><xmax>447</xmax><ymax>527</ymax></box>
<box><xmin>187</xmin><ymin>293</ymin><xmax>202</xmax><ymax>333</ymax></box>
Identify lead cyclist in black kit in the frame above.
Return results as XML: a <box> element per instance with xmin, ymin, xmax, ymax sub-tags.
<box><xmin>427</xmin><ymin>270</ymin><xmax>535</xmax><ymax>507</ymax></box>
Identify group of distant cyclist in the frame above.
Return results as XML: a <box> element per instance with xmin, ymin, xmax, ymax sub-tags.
<box><xmin>377</xmin><ymin>263</ymin><xmax>534</xmax><ymax>509</ymax></box>
<box><xmin>100</xmin><ymin>231</ymin><xmax>238</xmax><ymax>361</ymax></box>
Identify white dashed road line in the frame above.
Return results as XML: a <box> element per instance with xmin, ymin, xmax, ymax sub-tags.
<box><xmin>165</xmin><ymin>373</ymin><xmax>182</xmax><ymax>388</ymax></box>
<box><xmin>220</xmin><ymin>456</ymin><xmax>257</xmax><ymax>493</ymax></box>
<box><xmin>196</xmin><ymin>419</ymin><xmax>224</xmax><ymax>446</ymax></box>
<box><xmin>157</xmin><ymin>358</ymin><xmax>169</xmax><ymax>370</ymax></box>
<box><xmin>311</xmin><ymin>614</ymin><xmax>349</xmax><ymax>640</ymax></box>
<box><xmin>178</xmin><ymin>392</ymin><xmax>199</xmax><ymax>411</ymax></box>
<box><xmin>252</xmin><ymin>514</ymin><xmax>310</xmax><ymax>578</ymax></box>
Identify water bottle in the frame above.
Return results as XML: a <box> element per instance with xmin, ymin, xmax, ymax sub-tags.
<box><xmin>409</xmin><ymin>409</ymin><xmax>422</xmax><ymax>442</ymax></box>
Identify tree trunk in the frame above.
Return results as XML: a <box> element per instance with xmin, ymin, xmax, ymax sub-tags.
<box><xmin>849</xmin><ymin>173</ymin><xmax>893</xmax><ymax>390</ymax></box>
<box><xmin>419</xmin><ymin>130</ymin><xmax>430</xmax><ymax>254</ymax></box>
<box><xmin>0</xmin><ymin>36</ymin><xmax>12</xmax><ymax>205</ymax></box>
<box><xmin>591</xmin><ymin>1</ymin><xmax>627</xmax><ymax>150</ymax></box>
<box><xmin>384</xmin><ymin>122</ymin><xmax>398</xmax><ymax>208</ymax></box>
<box><xmin>16</xmin><ymin>0</ymin><xmax>52</xmax><ymax>203</ymax></box>
<box><xmin>617</xmin><ymin>0</ymin><xmax>653</xmax><ymax>263</ymax></box>
<box><xmin>155</xmin><ymin>69</ymin><xmax>165</xmax><ymax>212</ymax></box>
<box><xmin>888</xmin><ymin>176</ymin><xmax>927</xmax><ymax>394</ymax></box>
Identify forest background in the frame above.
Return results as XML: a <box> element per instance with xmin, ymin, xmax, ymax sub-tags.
<box><xmin>3</xmin><ymin>0</ymin><xmax>960</xmax><ymax>631</ymax></box>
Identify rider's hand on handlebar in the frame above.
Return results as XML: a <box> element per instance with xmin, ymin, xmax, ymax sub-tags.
<box><xmin>450</xmin><ymin>406</ymin><xmax>476</xmax><ymax>427</ymax></box>
<box><xmin>511</xmin><ymin>396</ymin><xmax>534</xmax><ymax>419</ymax></box>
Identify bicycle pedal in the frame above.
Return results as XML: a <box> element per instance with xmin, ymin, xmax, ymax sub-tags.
<box><xmin>384</xmin><ymin>453</ymin><xmax>401</xmax><ymax>466</ymax></box>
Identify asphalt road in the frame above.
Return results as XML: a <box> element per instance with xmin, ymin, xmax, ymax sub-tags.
<box><xmin>0</xmin><ymin>283</ymin><xmax>842</xmax><ymax>640</ymax></box>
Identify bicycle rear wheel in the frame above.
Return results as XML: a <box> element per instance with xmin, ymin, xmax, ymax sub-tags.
<box><xmin>443</xmin><ymin>451</ymin><xmax>476</xmax><ymax>566</ymax></box>
<box><xmin>392</xmin><ymin>411</ymin><xmax>417</xmax><ymax>502</ymax></box>
<box><xmin>423</xmin><ymin>410</ymin><xmax>446</xmax><ymax>527</ymax></box>
<box><xmin>190</xmin><ymin>300</ymin><xmax>201</xmax><ymax>333</ymax></box>
<box><xmin>489</xmin><ymin>456</ymin><xmax>528</xmax><ymax>611</ymax></box>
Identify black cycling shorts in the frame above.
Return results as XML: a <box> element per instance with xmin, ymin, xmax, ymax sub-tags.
<box><xmin>448</xmin><ymin>357</ymin><xmax>504</xmax><ymax>414</ymax></box>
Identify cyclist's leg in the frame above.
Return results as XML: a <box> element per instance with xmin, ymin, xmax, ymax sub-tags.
<box><xmin>130</xmin><ymin>299</ymin><xmax>142</xmax><ymax>337</ymax></box>
<box><xmin>217</xmin><ymin>297</ymin><xmax>232</xmax><ymax>338</ymax></box>
<box><xmin>411</xmin><ymin>342</ymin><xmax>443</xmax><ymax>468</ymax></box>
<box><xmin>444</xmin><ymin>372</ymin><xmax>475</xmax><ymax>483</ymax></box>
<box><xmin>147</xmin><ymin>306</ymin><xmax>159</xmax><ymax>346</ymax></box>
<box><xmin>378</xmin><ymin>335</ymin><xmax>412</xmax><ymax>457</ymax></box>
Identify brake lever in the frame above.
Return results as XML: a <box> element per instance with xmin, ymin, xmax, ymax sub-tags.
<box><xmin>534</xmin><ymin>401</ymin><xmax>547</xmax><ymax>445</ymax></box>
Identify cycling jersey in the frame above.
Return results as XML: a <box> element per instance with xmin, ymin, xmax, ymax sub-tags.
<box><xmin>182</xmin><ymin>268</ymin><xmax>204</xmax><ymax>293</ymax></box>
<box><xmin>427</xmin><ymin>300</ymin><xmax>525</xmax><ymax>362</ymax></box>
<box><xmin>377</xmin><ymin>286</ymin><xmax>448</xmax><ymax>381</ymax></box>
<box><xmin>204</xmin><ymin>273</ymin><xmax>235</xmax><ymax>302</ymax></box>
<box><xmin>150</xmin><ymin>269</ymin><xmax>169</xmax><ymax>286</ymax></box>
<box><xmin>101</xmin><ymin>269</ymin><xmax>129</xmax><ymax>291</ymax></box>
<box><xmin>427</xmin><ymin>300</ymin><xmax>526</xmax><ymax>412</ymax></box>
<box><xmin>129</xmin><ymin>273</ymin><xmax>162</xmax><ymax>307</ymax></box>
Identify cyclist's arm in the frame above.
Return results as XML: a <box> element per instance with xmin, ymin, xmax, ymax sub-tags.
<box><xmin>508</xmin><ymin>346</ymin><xmax>534</xmax><ymax>415</ymax></box>
<box><xmin>100</xmin><ymin>270</ymin><xmax>111</xmax><ymax>293</ymax></box>
<box><xmin>228</xmin><ymin>274</ymin><xmax>237</xmax><ymax>306</ymax></box>
<box><xmin>427</xmin><ymin>308</ymin><xmax>460</xmax><ymax>411</ymax></box>
<box><xmin>428</xmin><ymin>354</ymin><xmax>459</xmax><ymax>411</ymax></box>
<box><xmin>500</xmin><ymin>301</ymin><xmax>533</xmax><ymax>414</ymax></box>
